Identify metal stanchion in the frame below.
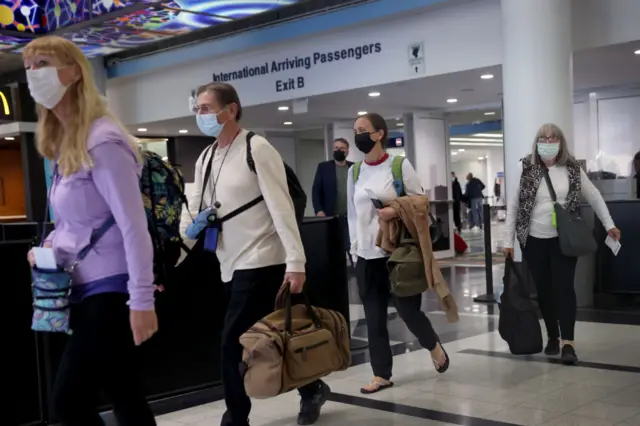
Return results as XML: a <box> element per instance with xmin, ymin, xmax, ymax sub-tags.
<box><xmin>473</xmin><ymin>200</ymin><xmax>498</xmax><ymax>304</ymax></box>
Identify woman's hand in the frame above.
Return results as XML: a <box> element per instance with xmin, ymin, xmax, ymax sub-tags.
<box><xmin>607</xmin><ymin>227</ymin><xmax>621</xmax><ymax>241</ymax></box>
<box><xmin>378</xmin><ymin>207</ymin><xmax>397</xmax><ymax>221</ymax></box>
<box><xmin>130</xmin><ymin>310</ymin><xmax>158</xmax><ymax>346</ymax></box>
<box><xmin>503</xmin><ymin>248</ymin><xmax>514</xmax><ymax>258</ymax></box>
<box><xmin>27</xmin><ymin>241</ymin><xmax>52</xmax><ymax>268</ymax></box>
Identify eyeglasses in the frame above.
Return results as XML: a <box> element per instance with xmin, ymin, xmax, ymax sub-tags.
<box><xmin>537</xmin><ymin>136</ymin><xmax>560</xmax><ymax>143</ymax></box>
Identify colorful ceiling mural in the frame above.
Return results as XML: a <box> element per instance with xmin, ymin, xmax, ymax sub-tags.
<box><xmin>0</xmin><ymin>0</ymin><xmax>300</xmax><ymax>57</ymax></box>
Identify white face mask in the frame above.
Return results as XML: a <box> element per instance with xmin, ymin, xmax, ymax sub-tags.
<box><xmin>26</xmin><ymin>67</ymin><xmax>69</xmax><ymax>109</ymax></box>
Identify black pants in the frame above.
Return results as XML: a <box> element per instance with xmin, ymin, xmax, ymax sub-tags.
<box><xmin>522</xmin><ymin>236</ymin><xmax>578</xmax><ymax>341</ymax></box>
<box><xmin>356</xmin><ymin>257</ymin><xmax>439</xmax><ymax>380</ymax></box>
<box><xmin>221</xmin><ymin>264</ymin><xmax>321</xmax><ymax>426</ymax></box>
<box><xmin>52</xmin><ymin>293</ymin><xmax>155</xmax><ymax>426</ymax></box>
<box><xmin>453</xmin><ymin>201</ymin><xmax>462</xmax><ymax>231</ymax></box>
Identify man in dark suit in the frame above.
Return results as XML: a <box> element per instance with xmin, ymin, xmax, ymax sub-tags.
<box><xmin>312</xmin><ymin>138</ymin><xmax>353</xmax><ymax>256</ymax></box>
<box><xmin>451</xmin><ymin>172</ymin><xmax>463</xmax><ymax>233</ymax></box>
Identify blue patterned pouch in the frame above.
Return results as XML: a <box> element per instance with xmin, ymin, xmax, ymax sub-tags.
<box><xmin>31</xmin><ymin>267</ymin><xmax>73</xmax><ymax>334</ymax></box>
<box><xmin>30</xmin><ymin>215</ymin><xmax>115</xmax><ymax>334</ymax></box>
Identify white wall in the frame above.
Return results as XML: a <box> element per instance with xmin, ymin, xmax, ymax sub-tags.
<box><xmin>107</xmin><ymin>0</ymin><xmax>640</xmax><ymax>127</ymax></box>
<box><xmin>263</xmin><ymin>133</ymin><xmax>297</xmax><ymax>171</ymax></box>
<box><xmin>108</xmin><ymin>0</ymin><xmax>504</xmax><ymax>125</ymax></box>
<box><xmin>572</xmin><ymin>96</ymin><xmax>640</xmax><ymax>175</ymax></box>
<box><xmin>410</xmin><ymin>114</ymin><xmax>448</xmax><ymax>199</ymax></box>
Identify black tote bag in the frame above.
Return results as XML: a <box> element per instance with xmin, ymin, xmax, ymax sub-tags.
<box><xmin>541</xmin><ymin>166</ymin><xmax>597</xmax><ymax>257</ymax></box>
<box><xmin>498</xmin><ymin>257</ymin><xmax>543</xmax><ymax>355</ymax></box>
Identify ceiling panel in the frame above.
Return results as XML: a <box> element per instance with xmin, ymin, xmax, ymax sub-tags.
<box><xmin>0</xmin><ymin>0</ymin><xmax>44</xmax><ymax>33</ymax></box>
<box><xmin>0</xmin><ymin>0</ymin><xmax>303</xmax><ymax>63</ymax></box>
<box><xmin>0</xmin><ymin>34</ymin><xmax>33</xmax><ymax>50</ymax></box>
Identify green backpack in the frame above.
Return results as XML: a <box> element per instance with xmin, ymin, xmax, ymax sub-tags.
<box><xmin>352</xmin><ymin>155</ymin><xmax>406</xmax><ymax>197</ymax></box>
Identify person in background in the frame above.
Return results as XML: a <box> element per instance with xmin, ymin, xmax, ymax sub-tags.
<box><xmin>451</xmin><ymin>172</ymin><xmax>463</xmax><ymax>233</ymax></box>
<box><xmin>494</xmin><ymin>178</ymin><xmax>502</xmax><ymax>202</ymax></box>
<box><xmin>184</xmin><ymin>82</ymin><xmax>329</xmax><ymax>426</ymax></box>
<box><xmin>504</xmin><ymin>123</ymin><xmax>620</xmax><ymax>365</ymax></box>
<box><xmin>312</xmin><ymin>138</ymin><xmax>354</xmax><ymax>257</ymax></box>
<box><xmin>24</xmin><ymin>36</ymin><xmax>157</xmax><ymax>425</ymax></box>
<box><xmin>348</xmin><ymin>112</ymin><xmax>448</xmax><ymax>395</ymax></box>
<box><xmin>465</xmin><ymin>172</ymin><xmax>485</xmax><ymax>231</ymax></box>
<box><xmin>631</xmin><ymin>151</ymin><xmax>639</xmax><ymax>199</ymax></box>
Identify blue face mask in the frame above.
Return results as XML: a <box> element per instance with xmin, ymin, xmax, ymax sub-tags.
<box><xmin>537</xmin><ymin>142</ymin><xmax>560</xmax><ymax>160</ymax></box>
<box><xmin>196</xmin><ymin>109</ymin><xmax>226</xmax><ymax>137</ymax></box>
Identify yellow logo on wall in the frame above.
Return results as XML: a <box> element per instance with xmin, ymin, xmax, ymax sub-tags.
<box><xmin>0</xmin><ymin>91</ymin><xmax>10</xmax><ymax>116</ymax></box>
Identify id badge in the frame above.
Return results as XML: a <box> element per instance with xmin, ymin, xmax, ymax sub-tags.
<box><xmin>551</xmin><ymin>209</ymin><xmax>558</xmax><ymax>229</ymax></box>
<box><xmin>204</xmin><ymin>227</ymin><xmax>219</xmax><ymax>252</ymax></box>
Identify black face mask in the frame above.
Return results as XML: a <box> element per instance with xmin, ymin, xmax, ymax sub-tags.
<box><xmin>333</xmin><ymin>150</ymin><xmax>347</xmax><ymax>162</ymax></box>
<box><xmin>354</xmin><ymin>132</ymin><xmax>376</xmax><ymax>154</ymax></box>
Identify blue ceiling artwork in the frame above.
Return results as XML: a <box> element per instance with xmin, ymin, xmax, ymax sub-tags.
<box><xmin>0</xmin><ymin>0</ymin><xmax>301</xmax><ymax>57</ymax></box>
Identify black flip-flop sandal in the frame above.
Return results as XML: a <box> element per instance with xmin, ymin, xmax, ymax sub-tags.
<box><xmin>432</xmin><ymin>342</ymin><xmax>450</xmax><ymax>374</ymax></box>
<box><xmin>360</xmin><ymin>378</ymin><xmax>394</xmax><ymax>394</ymax></box>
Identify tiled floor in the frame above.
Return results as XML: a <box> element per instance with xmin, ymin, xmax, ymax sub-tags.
<box><xmin>150</xmin><ymin>224</ymin><xmax>640</xmax><ymax>426</ymax></box>
<box><xmin>156</xmin><ymin>319</ymin><xmax>640</xmax><ymax>426</ymax></box>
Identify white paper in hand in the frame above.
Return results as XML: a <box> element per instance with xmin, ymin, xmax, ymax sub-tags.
<box><xmin>32</xmin><ymin>247</ymin><xmax>58</xmax><ymax>270</ymax></box>
<box><xmin>604</xmin><ymin>235</ymin><xmax>621</xmax><ymax>256</ymax></box>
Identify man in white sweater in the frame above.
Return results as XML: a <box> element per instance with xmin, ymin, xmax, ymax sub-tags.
<box><xmin>182</xmin><ymin>83</ymin><xmax>329</xmax><ymax>426</ymax></box>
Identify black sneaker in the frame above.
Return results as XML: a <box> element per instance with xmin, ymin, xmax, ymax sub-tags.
<box><xmin>297</xmin><ymin>381</ymin><xmax>330</xmax><ymax>425</ymax></box>
<box><xmin>561</xmin><ymin>344</ymin><xmax>578</xmax><ymax>365</ymax></box>
<box><xmin>544</xmin><ymin>339</ymin><xmax>560</xmax><ymax>355</ymax></box>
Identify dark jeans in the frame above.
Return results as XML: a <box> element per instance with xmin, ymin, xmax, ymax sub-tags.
<box><xmin>221</xmin><ymin>264</ymin><xmax>321</xmax><ymax>426</ymax></box>
<box><xmin>522</xmin><ymin>236</ymin><xmax>578</xmax><ymax>341</ymax></box>
<box><xmin>469</xmin><ymin>198</ymin><xmax>484</xmax><ymax>228</ymax></box>
<box><xmin>356</xmin><ymin>257</ymin><xmax>439</xmax><ymax>380</ymax></box>
<box><xmin>52</xmin><ymin>293</ymin><xmax>156</xmax><ymax>426</ymax></box>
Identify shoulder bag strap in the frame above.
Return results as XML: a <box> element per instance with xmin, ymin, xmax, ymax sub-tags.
<box><xmin>391</xmin><ymin>156</ymin><xmax>405</xmax><ymax>196</ymax></box>
<box><xmin>352</xmin><ymin>161</ymin><xmax>362</xmax><ymax>184</ymax></box>
<box><xmin>541</xmin><ymin>165</ymin><xmax>557</xmax><ymax>203</ymax></box>
<box><xmin>199</xmin><ymin>144</ymin><xmax>215</xmax><ymax>212</ymax></box>
<box><xmin>246</xmin><ymin>131</ymin><xmax>257</xmax><ymax>173</ymax></box>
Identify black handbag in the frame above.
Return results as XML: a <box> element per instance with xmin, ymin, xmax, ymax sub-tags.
<box><xmin>541</xmin><ymin>166</ymin><xmax>597</xmax><ymax>257</ymax></box>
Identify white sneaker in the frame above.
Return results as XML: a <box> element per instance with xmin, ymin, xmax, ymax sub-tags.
<box><xmin>471</xmin><ymin>226</ymin><xmax>480</xmax><ymax>233</ymax></box>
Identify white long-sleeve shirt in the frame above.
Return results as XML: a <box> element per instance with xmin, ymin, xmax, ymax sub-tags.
<box><xmin>505</xmin><ymin>163</ymin><xmax>615</xmax><ymax>249</ymax></box>
<box><xmin>347</xmin><ymin>155</ymin><xmax>423</xmax><ymax>260</ymax></box>
<box><xmin>180</xmin><ymin>129</ymin><xmax>306</xmax><ymax>282</ymax></box>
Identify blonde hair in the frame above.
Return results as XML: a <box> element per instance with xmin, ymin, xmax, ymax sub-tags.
<box><xmin>23</xmin><ymin>36</ymin><xmax>139</xmax><ymax>176</ymax></box>
<box><xmin>530</xmin><ymin>123</ymin><xmax>574</xmax><ymax>166</ymax></box>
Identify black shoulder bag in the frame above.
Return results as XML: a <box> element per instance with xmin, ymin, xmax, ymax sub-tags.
<box><xmin>541</xmin><ymin>166</ymin><xmax>597</xmax><ymax>257</ymax></box>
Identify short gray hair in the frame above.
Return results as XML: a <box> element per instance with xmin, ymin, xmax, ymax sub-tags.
<box><xmin>530</xmin><ymin>123</ymin><xmax>573</xmax><ymax>166</ymax></box>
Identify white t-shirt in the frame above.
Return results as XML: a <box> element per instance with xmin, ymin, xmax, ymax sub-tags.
<box><xmin>347</xmin><ymin>155</ymin><xmax>423</xmax><ymax>260</ymax></box>
<box><xmin>505</xmin><ymin>163</ymin><xmax>615</xmax><ymax>248</ymax></box>
<box><xmin>180</xmin><ymin>129</ymin><xmax>305</xmax><ymax>282</ymax></box>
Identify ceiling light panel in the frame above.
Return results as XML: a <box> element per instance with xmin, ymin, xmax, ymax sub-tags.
<box><xmin>368</xmin><ymin>92</ymin><xmax>381</xmax><ymax>97</ymax></box>
<box><xmin>481</xmin><ymin>74</ymin><xmax>494</xmax><ymax>79</ymax></box>
<box><xmin>446</xmin><ymin>98</ymin><xmax>458</xmax><ymax>103</ymax></box>
<box><xmin>450</xmin><ymin>138</ymin><xmax>504</xmax><ymax>142</ymax></box>
<box><xmin>278</xmin><ymin>106</ymin><xmax>289</xmax><ymax>111</ymax></box>
<box><xmin>473</xmin><ymin>133</ymin><xmax>503</xmax><ymax>138</ymax></box>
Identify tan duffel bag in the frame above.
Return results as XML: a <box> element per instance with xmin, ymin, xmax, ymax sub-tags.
<box><xmin>239</xmin><ymin>286</ymin><xmax>351</xmax><ymax>399</ymax></box>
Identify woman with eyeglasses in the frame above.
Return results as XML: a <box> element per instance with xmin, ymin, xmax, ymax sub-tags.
<box><xmin>504</xmin><ymin>123</ymin><xmax>620</xmax><ymax>365</ymax></box>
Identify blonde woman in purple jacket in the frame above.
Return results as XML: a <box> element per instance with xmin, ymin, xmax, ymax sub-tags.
<box><xmin>24</xmin><ymin>36</ymin><xmax>157</xmax><ymax>426</ymax></box>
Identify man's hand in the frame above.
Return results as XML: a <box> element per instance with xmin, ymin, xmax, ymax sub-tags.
<box><xmin>503</xmin><ymin>248</ymin><xmax>514</xmax><ymax>258</ymax></box>
<box><xmin>317</xmin><ymin>211</ymin><xmax>326</xmax><ymax>217</ymax></box>
<box><xmin>130</xmin><ymin>310</ymin><xmax>158</xmax><ymax>346</ymax></box>
<box><xmin>282</xmin><ymin>272</ymin><xmax>306</xmax><ymax>294</ymax></box>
